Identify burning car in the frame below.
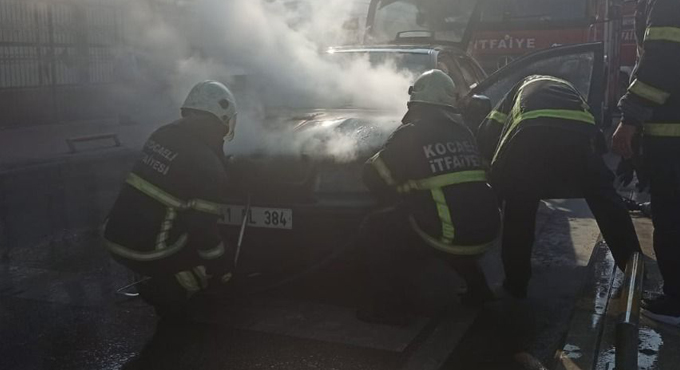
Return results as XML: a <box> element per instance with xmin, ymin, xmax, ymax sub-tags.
<box><xmin>218</xmin><ymin>0</ymin><xmax>606</xmax><ymax>281</ymax></box>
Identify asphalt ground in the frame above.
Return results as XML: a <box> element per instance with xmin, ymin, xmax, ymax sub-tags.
<box><xmin>442</xmin><ymin>199</ymin><xmax>602</xmax><ymax>370</ymax></box>
<box><xmin>591</xmin><ymin>216</ymin><xmax>680</xmax><ymax>370</ymax></box>
<box><xmin>2</xmin><ymin>119</ymin><xmax>668</xmax><ymax>370</ymax></box>
<box><xmin>0</xmin><ymin>119</ymin><xmax>160</xmax><ymax>170</ymax></box>
<box><xmin>0</xmin><ymin>197</ymin><xmax>606</xmax><ymax>370</ymax></box>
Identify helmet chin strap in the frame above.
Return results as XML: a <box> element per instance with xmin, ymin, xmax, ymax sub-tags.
<box><xmin>223</xmin><ymin>116</ymin><xmax>236</xmax><ymax>142</ymax></box>
<box><xmin>224</xmin><ymin>129</ymin><xmax>235</xmax><ymax>143</ymax></box>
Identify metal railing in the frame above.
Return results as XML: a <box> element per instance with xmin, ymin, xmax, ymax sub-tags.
<box><xmin>0</xmin><ymin>0</ymin><xmax>194</xmax><ymax>128</ymax></box>
<box><xmin>67</xmin><ymin>133</ymin><xmax>120</xmax><ymax>153</ymax></box>
<box><xmin>615</xmin><ymin>251</ymin><xmax>644</xmax><ymax>370</ymax></box>
<box><xmin>0</xmin><ymin>0</ymin><xmax>124</xmax><ymax>127</ymax></box>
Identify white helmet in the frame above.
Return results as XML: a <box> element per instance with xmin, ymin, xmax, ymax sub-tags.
<box><xmin>182</xmin><ymin>80</ymin><xmax>238</xmax><ymax>141</ymax></box>
<box><xmin>408</xmin><ymin>69</ymin><xmax>457</xmax><ymax>108</ymax></box>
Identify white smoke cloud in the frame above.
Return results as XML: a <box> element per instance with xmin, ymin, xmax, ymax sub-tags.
<box><xmin>120</xmin><ymin>0</ymin><xmax>415</xmax><ymax>162</ymax></box>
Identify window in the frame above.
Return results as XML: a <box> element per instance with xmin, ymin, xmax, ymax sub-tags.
<box><xmin>475</xmin><ymin>52</ymin><xmax>595</xmax><ymax>107</ymax></box>
<box><xmin>370</xmin><ymin>0</ymin><xmax>477</xmax><ymax>43</ymax></box>
<box><xmin>436</xmin><ymin>53</ymin><xmax>468</xmax><ymax>95</ymax></box>
<box><xmin>480</xmin><ymin>0</ymin><xmax>588</xmax><ymax>24</ymax></box>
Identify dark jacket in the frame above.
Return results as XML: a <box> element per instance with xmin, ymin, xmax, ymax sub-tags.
<box><xmin>477</xmin><ymin>75</ymin><xmax>598</xmax><ymax>162</ymax></box>
<box><xmin>104</xmin><ymin>115</ymin><xmax>232</xmax><ymax>277</ymax></box>
<box><xmin>363</xmin><ymin>105</ymin><xmax>501</xmax><ymax>255</ymax></box>
<box><xmin>477</xmin><ymin>75</ymin><xmax>599</xmax><ymax>198</ymax></box>
<box><xmin>618</xmin><ymin>0</ymin><xmax>680</xmax><ymax>138</ymax></box>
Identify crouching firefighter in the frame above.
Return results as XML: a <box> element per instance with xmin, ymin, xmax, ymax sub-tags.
<box><xmin>358</xmin><ymin>70</ymin><xmax>502</xmax><ymax>325</ymax></box>
<box><xmin>103</xmin><ymin>81</ymin><xmax>238</xmax><ymax>319</ymax></box>
<box><xmin>476</xmin><ymin>75</ymin><xmax>642</xmax><ymax>298</ymax></box>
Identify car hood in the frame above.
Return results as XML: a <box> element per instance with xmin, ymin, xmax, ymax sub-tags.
<box><xmin>230</xmin><ymin>108</ymin><xmax>404</xmax><ymax>163</ymax></box>
<box><xmin>225</xmin><ymin>109</ymin><xmax>403</xmax><ymax>202</ymax></box>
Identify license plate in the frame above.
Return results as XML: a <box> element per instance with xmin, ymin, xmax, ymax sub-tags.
<box><xmin>220</xmin><ymin>205</ymin><xmax>293</xmax><ymax>230</ymax></box>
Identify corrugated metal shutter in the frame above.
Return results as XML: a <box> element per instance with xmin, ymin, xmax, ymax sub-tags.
<box><xmin>0</xmin><ymin>0</ymin><xmax>126</xmax><ymax>127</ymax></box>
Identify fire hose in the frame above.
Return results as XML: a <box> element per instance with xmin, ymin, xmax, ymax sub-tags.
<box><xmin>234</xmin><ymin>193</ymin><xmax>251</xmax><ymax>267</ymax></box>
<box><xmin>117</xmin><ymin>193</ymin><xmax>360</xmax><ymax>299</ymax></box>
<box><xmin>116</xmin><ymin>276</ymin><xmax>150</xmax><ymax>297</ymax></box>
<box><xmin>116</xmin><ymin>193</ymin><xmax>253</xmax><ymax>298</ymax></box>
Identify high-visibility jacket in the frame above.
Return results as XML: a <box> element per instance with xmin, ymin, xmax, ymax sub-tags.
<box><xmin>478</xmin><ymin>75</ymin><xmax>597</xmax><ymax>162</ymax></box>
<box><xmin>104</xmin><ymin>115</ymin><xmax>233</xmax><ymax>292</ymax></box>
<box><xmin>363</xmin><ymin>106</ymin><xmax>501</xmax><ymax>255</ymax></box>
<box><xmin>619</xmin><ymin>0</ymin><xmax>680</xmax><ymax>138</ymax></box>
<box><xmin>477</xmin><ymin>75</ymin><xmax>599</xmax><ymax>197</ymax></box>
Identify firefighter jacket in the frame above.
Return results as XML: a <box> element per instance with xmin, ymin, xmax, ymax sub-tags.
<box><xmin>477</xmin><ymin>75</ymin><xmax>599</xmax><ymax>197</ymax></box>
<box><xmin>618</xmin><ymin>0</ymin><xmax>680</xmax><ymax>138</ymax></box>
<box><xmin>363</xmin><ymin>105</ymin><xmax>501</xmax><ymax>256</ymax></box>
<box><xmin>104</xmin><ymin>115</ymin><xmax>233</xmax><ymax>291</ymax></box>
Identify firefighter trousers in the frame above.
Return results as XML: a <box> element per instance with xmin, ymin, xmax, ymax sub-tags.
<box><xmin>499</xmin><ymin>135</ymin><xmax>641</xmax><ymax>290</ymax></box>
<box><xmin>358</xmin><ymin>207</ymin><xmax>492</xmax><ymax>313</ymax></box>
<box><xmin>137</xmin><ymin>275</ymin><xmax>194</xmax><ymax>320</ymax></box>
<box><xmin>646</xmin><ymin>140</ymin><xmax>680</xmax><ymax>300</ymax></box>
<box><xmin>136</xmin><ymin>267</ymin><xmax>215</xmax><ymax>320</ymax></box>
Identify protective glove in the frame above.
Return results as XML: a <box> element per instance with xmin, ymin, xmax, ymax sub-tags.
<box><xmin>219</xmin><ymin>272</ymin><xmax>233</xmax><ymax>284</ymax></box>
<box><xmin>616</xmin><ymin>158</ymin><xmax>636</xmax><ymax>187</ymax></box>
<box><xmin>616</xmin><ymin>156</ymin><xmax>649</xmax><ymax>192</ymax></box>
<box><xmin>635</xmin><ymin>163</ymin><xmax>650</xmax><ymax>193</ymax></box>
<box><xmin>614</xmin><ymin>128</ymin><xmax>649</xmax><ymax>192</ymax></box>
<box><xmin>594</xmin><ymin>129</ymin><xmax>608</xmax><ymax>156</ymax></box>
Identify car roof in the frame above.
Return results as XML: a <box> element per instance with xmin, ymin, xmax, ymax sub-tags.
<box><xmin>327</xmin><ymin>44</ymin><xmax>467</xmax><ymax>56</ymax></box>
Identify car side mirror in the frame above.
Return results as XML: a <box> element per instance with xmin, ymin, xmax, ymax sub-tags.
<box><xmin>464</xmin><ymin>94</ymin><xmax>492</xmax><ymax>129</ymax></box>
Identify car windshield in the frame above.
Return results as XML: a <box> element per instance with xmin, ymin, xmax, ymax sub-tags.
<box><xmin>368</xmin><ymin>0</ymin><xmax>478</xmax><ymax>44</ymax></box>
<box><xmin>480</xmin><ymin>0</ymin><xmax>588</xmax><ymax>24</ymax></box>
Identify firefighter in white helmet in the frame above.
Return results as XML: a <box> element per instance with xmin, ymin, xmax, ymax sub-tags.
<box><xmin>104</xmin><ymin>80</ymin><xmax>237</xmax><ymax>320</ymax></box>
<box><xmin>358</xmin><ymin>70</ymin><xmax>501</xmax><ymax>325</ymax></box>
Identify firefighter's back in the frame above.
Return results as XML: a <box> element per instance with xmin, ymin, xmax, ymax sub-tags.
<box><xmin>397</xmin><ymin>108</ymin><xmax>501</xmax><ymax>252</ymax></box>
<box><xmin>104</xmin><ymin>116</ymin><xmax>227</xmax><ymax>276</ymax></box>
<box><xmin>490</xmin><ymin>76</ymin><xmax>600</xmax><ymax>199</ymax></box>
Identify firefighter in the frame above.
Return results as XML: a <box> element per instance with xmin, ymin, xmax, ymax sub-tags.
<box><xmin>477</xmin><ymin>75</ymin><xmax>641</xmax><ymax>298</ymax></box>
<box><xmin>104</xmin><ymin>80</ymin><xmax>237</xmax><ymax>320</ymax></box>
<box><xmin>613</xmin><ymin>0</ymin><xmax>680</xmax><ymax>325</ymax></box>
<box><xmin>358</xmin><ymin>70</ymin><xmax>502</xmax><ymax>324</ymax></box>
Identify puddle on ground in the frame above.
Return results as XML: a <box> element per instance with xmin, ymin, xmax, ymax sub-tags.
<box><xmin>562</xmin><ymin>344</ymin><xmax>582</xmax><ymax>359</ymax></box>
<box><xmin>638</xmin><ymin>326</ymin><xmax>663</xmax><ymax>370</ymax></box>
<box><xmin>596</xmin><ymin>326</ymin><xmax>663</xmax><ymax>370</ymax></box>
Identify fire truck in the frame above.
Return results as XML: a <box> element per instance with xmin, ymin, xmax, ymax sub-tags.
<box><xmin>619</xmin><ymin>0</ymin><xmax>638</xmax><ymax>83</ymax></box>
<box><xmin>364</xmin><ymin>0</ymin><xmax>636</xmax><ymax>124</ymax></box>
<box><xmin>470</xmin><ymin>0</ymin><xmax>637</xmax><ymax>120</ymax></box>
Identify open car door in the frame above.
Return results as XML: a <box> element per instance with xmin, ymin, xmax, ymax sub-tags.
<box><xmin>463</xmin><ymin>42</ymin><xmax>605</xmax><ymax>127</ymax></box>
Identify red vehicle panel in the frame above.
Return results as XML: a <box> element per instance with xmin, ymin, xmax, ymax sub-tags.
<box><xmin>363</xmin><ymin>0</ymin><xmax>635</xmax><ymax>118</ymax></box>
<box><xmin>471</xmin><ymin>28</ymin><xmax>590</xmax><ymax>65</ymax></box>
<box><xmin>470</xmin><ymin>0</ymin><xmax>637</xmax><ymax>117</ymax></box>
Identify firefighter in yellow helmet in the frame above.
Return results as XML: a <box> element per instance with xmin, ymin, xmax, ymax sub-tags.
<box><xmin>358</xmin><ymin>70</ymin><xmax>501</xmax><ymax>325</ymax></box>
<box><xmin>104</xmin><ymin>81</ymin><xmax>237</xmax><ymax>320</ymax></box>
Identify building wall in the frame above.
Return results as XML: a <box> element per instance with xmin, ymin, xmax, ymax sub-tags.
<box><xmin>0</xmin><ymin>0</ymin><xmax>129</xmax><ymax>127</ymax></box>
<box><xmin>0</xmin><ymin>0</ymin><xmax>373</xmax><ymax>128</ymax></box>
<box><xmin>0</xmin><ymin>0</ymin><xmax>193</xmax><ymax>128</ymax></box>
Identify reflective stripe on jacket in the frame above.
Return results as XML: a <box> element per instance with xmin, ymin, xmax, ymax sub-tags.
<box><xmin>619</xmin><ymin>0</ymin><xmax>680</xmax><ymax>137</ymax></box>
<box><xmin>104</xmin><ymin>115</ymin><xmax>232</xmax><ymax>277</ymax></box>
<box><xmin>363</xmin><ymin>106</ymin><xmax>501</xmax><ymax>255</ymax></box>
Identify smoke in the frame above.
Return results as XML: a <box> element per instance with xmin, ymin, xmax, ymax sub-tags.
<box><xmin>120</xmin><ymin>0</ymin><xmax>415</xmax><ymax>162</ymax></box>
